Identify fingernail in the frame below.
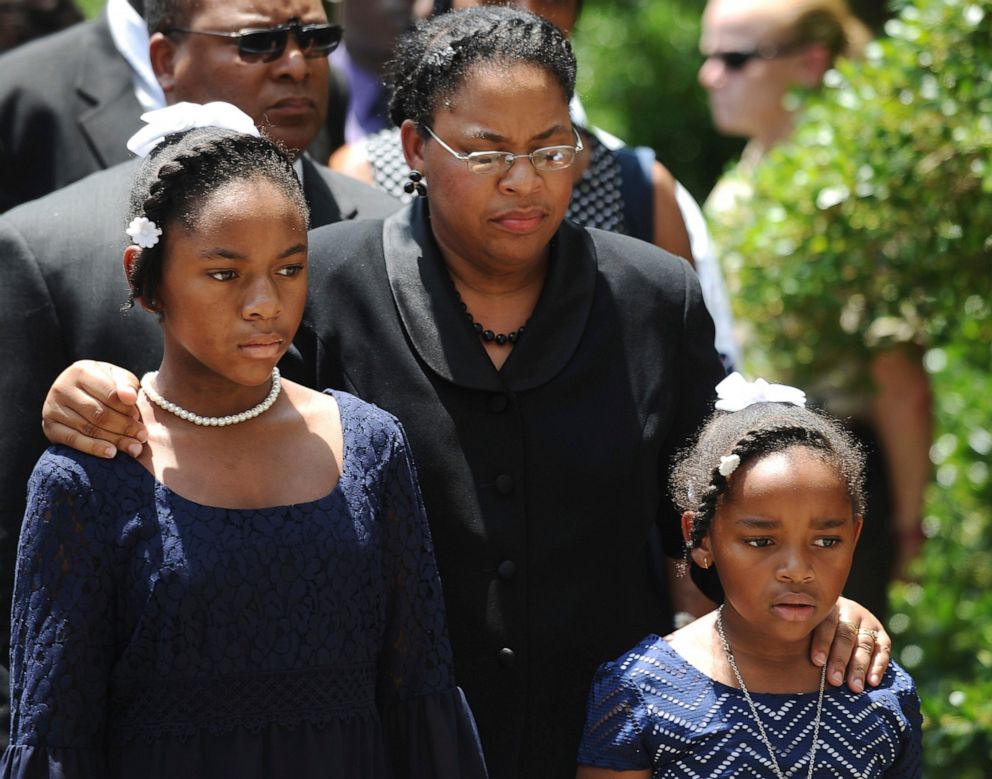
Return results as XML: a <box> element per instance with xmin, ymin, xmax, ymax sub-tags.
<box><xmin>813</xmin><ymin>652</ymin><xmax>827</xmax><ymax>666</ymax></box>
<box><xmin>127</xmin><ymin>443</ymin><xmax>142</xmax><ymax>457</ymax></box>
<box><xmin>851</xmin><ymin>678</ymin><xmax>864</xmax><ymax>692</ymax></box>
<box><xmin>869</xmin><ymin>674</ymin><xmax>880</xmax><ymax>687</ymax></box>
<box><xmin>831</xmin><ymin>670</ymin><xmax>844</xmax><ymax>685</ymax></box>
<box><xmin>136</xmin><ymin>430</ymin><xmax>148</xmax><ymax>443</ymax></box>
<box><xmin>103</xmin><ymin>446</ymin><xmax>117</xmax><ymax>459</ymax></box>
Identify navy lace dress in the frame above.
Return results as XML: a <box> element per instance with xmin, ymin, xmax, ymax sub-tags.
<box><xmin>577</xmin><ymin>635</ymin><xmax>922</xmax><ymax>778</ymax></box>
<box><xmin>2</xmin><ymin>391</ymin><xmax>487</xmax><ymax>778</ymax></box>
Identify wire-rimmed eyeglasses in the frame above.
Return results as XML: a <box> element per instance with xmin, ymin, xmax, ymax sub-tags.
<box><xmin>421</xmin><ymin>124</ymin><xmax>584</xmax><ymax>175</ymax></box>
<box><xmin>167</xmin><ymin>19</ymin><xmax>343</xmax><ymax>63</ymax></box>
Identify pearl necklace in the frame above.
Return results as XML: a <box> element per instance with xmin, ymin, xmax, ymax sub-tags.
<box><xmin>140</xmin><ymin>368</ymin><xmax>281</xmax><ymax>427</ymax></box>
<box><xmin>717</xmin><ymin>604</ymin><xmax>825</xmax><ymax>779</ymax></box>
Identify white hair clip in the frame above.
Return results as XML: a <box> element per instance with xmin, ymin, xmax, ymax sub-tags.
<box><xmin>126</xmin><ymin>216</ymin><xmax>162</xmax><ymax>249</ymax></box>
<box><xmin>126</xmin><ymin>101</ymin><xmax>260</xmax><ymax>157</ymax></box>
<box><xmin>714</xmin><ymin>372</ymin><xmax>806</xmax><ymax>412</ymax></box>
<box><xmin>718</xmin><ymin>454</ymin><xmax>741</xmax><ymax>477</ymax></box>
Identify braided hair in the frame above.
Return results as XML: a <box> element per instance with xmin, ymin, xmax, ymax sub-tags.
<box><xmin>123</xmin><ymin>127</ymin><xmax>307</xmax><ymax>310</ymax></box>
<box><xmin>672</xmin><ymin>402</ymin><xmax>866</xmax><ymax>555</ymax></box>
<box><xmin>386</xmin><ymin>5</ymin><xmax>577</xmax><ymax>129</ymax></box>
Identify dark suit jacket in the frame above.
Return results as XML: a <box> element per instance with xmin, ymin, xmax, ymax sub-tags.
<box><xmin>0</xmin><ymin>157</ymin><xmax>399</xmax><ymax>680</ymax></box>
<box><xmin>296</xmin><ymin>202</ymin><xmax>726</xmax><ymax>778</ymax></box>
<box><xmin>0</xmin><ymin>14</ymin><xmax>356</xmax><ymax>213</ymax></box>
<box><xmin>0</xmin><ymin>13</ymin><xmax>141</xmax><ymax>213</ymax></box>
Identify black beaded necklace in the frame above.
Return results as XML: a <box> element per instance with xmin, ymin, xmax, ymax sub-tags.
<box><xmin>450</xmin><ymin>282</ymin><xmax>527</xmax><ymax>346</ymax></box>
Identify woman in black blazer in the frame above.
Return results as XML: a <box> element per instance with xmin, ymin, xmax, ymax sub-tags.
<box><xmin>43</xmin><ymin>8</ymin><xmax>891</xmax><ymax>778</ymax></box>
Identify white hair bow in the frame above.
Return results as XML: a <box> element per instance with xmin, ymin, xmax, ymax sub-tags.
<box><xmin>127</xmin><ymin>101</ymin><xmax>260</xmax><ymax>157</ymax></box>
<box><xmin>714</xmin><ymin>372</ymin><xmax>806</xmax><ymax>412</ymax></box>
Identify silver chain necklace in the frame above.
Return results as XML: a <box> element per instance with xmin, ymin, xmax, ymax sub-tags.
<box><xmin>717</xmin><ymin>603</ymin><xmax>825</xmax><ymax>779</ymax></box>
<box><xmin>140</xmin><ymin>368</ymin><xmax>281</xmax><ymax>427</ymax></box>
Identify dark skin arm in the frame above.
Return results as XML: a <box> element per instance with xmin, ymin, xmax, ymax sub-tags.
<box><xmin>43</xmin><ymin>359</ymin><xmax>892</xmax><ymax>690</ymax></box>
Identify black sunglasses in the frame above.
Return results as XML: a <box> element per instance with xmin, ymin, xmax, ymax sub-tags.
<box><xmin>704</xmin><ymin>41</ymin><xmax>807</xmax><ymax>71</ymax></box>
<box><xmin>168</xmin><ymin>19</ymin><xmax>343</xmax><ymax>63</ymax></box>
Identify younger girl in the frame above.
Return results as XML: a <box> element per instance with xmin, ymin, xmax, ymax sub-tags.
<box><xmin>2</xmin><ymin>125</ymin><xmax>486</xmax><ymax>778</ymax></box>
<box><xmin>576</xmin><ymin>374</ymin><xmax>922</xmax><ymax>777</ymax></box>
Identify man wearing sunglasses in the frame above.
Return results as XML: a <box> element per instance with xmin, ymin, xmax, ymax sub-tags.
<box><xmin>0</xmin><ymin>0</ymin><xmax>401</xmax><ymax>733</ymax></box>
<box><xmin>0</xmin><ymin>0</ymin><xmax>361</xmax><ymax>213</ymax></box>
<box><xmin>150</xmin><ymin>0</ymin><xmax>340</xmax><ymax>162</ymax></box>
<box><xmin>698</xmin><ymin>0</ymin><xmax>869</xmax><ymax>165</ymax></box>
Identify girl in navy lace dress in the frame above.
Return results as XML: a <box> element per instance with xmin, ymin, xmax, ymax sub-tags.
<box><xmin>577</xmin><ymin>374</ymin><xmax>922</xmax><ymax>778</ymax></box>
<box><xmin>2</xmin><ymin>126</ymin><xmax>486</xmax><ymax>778</ymax></box>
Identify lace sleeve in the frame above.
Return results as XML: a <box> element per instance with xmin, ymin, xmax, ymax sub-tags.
<box><xmin>373</xmin><ymin>419</ymin><xmax>488</xmax><ymax>778</ymax></box>
<box><xmin>576</xmin><ymin>661</ymin><xmax>652</xmax><ymax>771</ymax></box>
<box><xmin>2</xmin><ymin>450</ymin><xmax>115</xmax><ymax>774</ymax></box>
<box><xmin>883</xmin><ymin>667</ymin><xmax>924</xmax><ymax>778</ymax></box>
<box><xmin>374</xmin><ymin>420</ymin><xmax>454</xmax><ymax>702</ymax></box>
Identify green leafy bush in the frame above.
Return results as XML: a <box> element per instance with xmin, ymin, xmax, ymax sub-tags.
<box><xmin>713</xmin><ymin>0</ymin><xmax>991</xmax><ymax>772</ymax></box>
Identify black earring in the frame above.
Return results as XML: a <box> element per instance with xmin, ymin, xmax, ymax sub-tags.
<box><xmin>404</xmin><ymin>170</ymin><xmax>427</xmax><ymax>197</ymax></box>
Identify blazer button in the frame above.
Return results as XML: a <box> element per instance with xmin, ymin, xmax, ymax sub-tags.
<box><xmin>497</xmin><ymin>560</ymin><xmax>516</xmax><ymax>580</ymax></box>
<box><xmin>488</xmin><ymin>393</ymin><xmax>509</xmax><ymax>413</ymax></box>
<box><xmin>495</xmin><ymin>473</ymin><xmax>514</xmax><ymax>495</ymax></box>
<box><xmin>498</xmin><ymin>647</ymin><xmax>516</xmax><ymax>668</ymax></box>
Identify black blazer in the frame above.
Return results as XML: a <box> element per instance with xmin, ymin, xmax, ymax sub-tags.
<box><xmin>297</xmin><ymin>202</ymin><xmax>726</xmax><ymax>778</ymax></box>
<box><xmin>0</xmin><ymin>156</ymin><xmax>399</xmax><ymax>676</ymax></box>
<box><xmin>0</xmin><ymin>14</ymin><xmax>141</xmax><ymax>213</ymax></box>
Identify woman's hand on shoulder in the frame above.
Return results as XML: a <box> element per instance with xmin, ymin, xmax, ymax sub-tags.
<box><xmin>811</xmin><ymin>597</ymin><xmax>891</xmax><ymax>692</ymax></box>
<box><xmin>42</xmin><ymin>360</ymin><xmax>146</xmax><ymax>459</ymax></box>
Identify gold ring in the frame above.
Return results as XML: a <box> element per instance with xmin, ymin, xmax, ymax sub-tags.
<box><xmin>857</xmin><ymin>628</ymin><xmax>880</xmax><ymax>640</ymax></box>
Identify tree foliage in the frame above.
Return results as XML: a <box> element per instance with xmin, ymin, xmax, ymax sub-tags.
<box><xmin>713</xmin><ymin>0</ymin><xmax>991</xmax><ymax>772</ymax></box>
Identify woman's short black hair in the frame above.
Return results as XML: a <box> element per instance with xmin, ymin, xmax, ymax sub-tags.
<box><xmin>123</xmin><ymin>127</ymin><xmax>307</xmax><ymax>310</ymax></box>
<box><xmin>672</xmin><ymin>402</ymin><xmax>867</xmax><ymax>554</ymax></box>
<box><xmin>386</xmin><ymin>5</ymin><xmax>577</xmax><ymax>128</ymax></box>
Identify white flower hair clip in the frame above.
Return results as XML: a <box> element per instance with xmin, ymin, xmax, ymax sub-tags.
<box><xmin>126</xmin><ymin>101</ymin><xmax>260</xmax><ymax>158</ymax></box>
<box><xmin>126</xmin><ymin>216</ymin><xmax>162</xmax><ymax>249</ymax></box>
<box><xmin>714</xmin><ymin>372</ymin><xmax>806</xmax><ymax>412</ymax></box>
<box><xmin>718</xmin><ymin>454</ymin><xmax>741</xmax><ymax>477</ymax></box>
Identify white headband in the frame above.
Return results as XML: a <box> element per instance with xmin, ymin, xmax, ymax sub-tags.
<box><xmin>127</xmin><ymin>101</ymin><xmax>260</xmax><ymax>157</ymax></box>
<box><xmin>714</xmin><ymin>372</ymin><xmax>807</xmax><ymax>412</ymax></box>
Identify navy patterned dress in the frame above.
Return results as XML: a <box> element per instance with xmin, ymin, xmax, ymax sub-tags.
<box><xmin>578</xmin><ymin>635</ymin><xmax>922</xmax><ymax>778</ymax></box>
<box><xmin>2</xmin><ymin>391</ymin><xmax>486</xmax><ymax>778</ymax></box>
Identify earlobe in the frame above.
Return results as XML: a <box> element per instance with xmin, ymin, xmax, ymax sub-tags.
<box><xmin>149</xmin><ymin>32</ymin><xmax>178</xmax><ymax>93</ymax></box>
<box><xmin>123</xmin><ymin>246</ymin><xmax>158</xmax><ymax>313</ymax></box>
<box><xmin>123</xmin><ymin>245</ymin><xmax>140</xmax><ymax>283</ymax></box>
<box><xmin>682</xmin><ymin>512</ymin><xmax>714</xmax><ymax>569</ymax></box>
<box><xmin>399</xmin><ymin>119</ymin><xmax>427</xmax><ymax>173</ymax></box>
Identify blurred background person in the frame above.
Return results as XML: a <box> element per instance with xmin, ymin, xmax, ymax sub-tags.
<box><xmin>0</xmin><ymin>0</ymin><xmax>82</xmax><ymax>53</ymax></box>
<box><xmin>328</xmin><ymin>0</ymin><xmax>433</xmax><ymax>144</ymax></box>
<box><xmin>700</xmin><ymin>0</ymin><xmax>932</xmax><ymax>618</ymax></box>
<box><xmin>700</xmin><ymin>0</ymin><xmax>870</xmax><ymax>175</ymax></box>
